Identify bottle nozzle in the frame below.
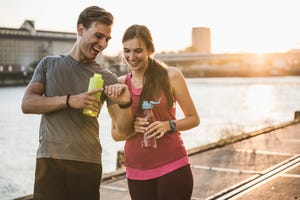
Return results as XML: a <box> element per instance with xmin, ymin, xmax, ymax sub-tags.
<box><xmin>150</xmin><ymin>100</ymin><xmax>160</xmax><ymax>105</ymax></box>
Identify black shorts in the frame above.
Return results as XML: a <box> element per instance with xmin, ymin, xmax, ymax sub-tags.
<box><xmin>33</xmin><ymin>158</ymin><xmax>102</xmax><ymax>200</ymax></box>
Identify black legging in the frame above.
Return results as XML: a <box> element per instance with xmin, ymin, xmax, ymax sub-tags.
<box><xmin>127</xmin><ymin>164</ymin><xmax>193</xmax><ymax>200</ymax></box>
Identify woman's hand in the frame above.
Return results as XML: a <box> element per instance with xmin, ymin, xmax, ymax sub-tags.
<box><xmin>134</xmin><ymin>117</ymin><xmax>149</xmax><ymax>133</ymax></box>
<box><xmin>145</xmin><ymin>120</ymin><xmax>170</xmax><ymax>139</ymax></box>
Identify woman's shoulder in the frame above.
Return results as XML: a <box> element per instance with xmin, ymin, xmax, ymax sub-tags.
<box><xmin>167</xmin><ymin>66</ymin><xmax>183</xmax><ymax>79</ymax></box>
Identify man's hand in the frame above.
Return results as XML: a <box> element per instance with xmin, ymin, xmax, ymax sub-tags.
<box><xmin>68</xmin><ymin>89</ymin><xmax>102</xmax><ymax>112</ymax></box>
<box><xmin>104</xmin><ymin>84</ymin><xmax>131</xmax><ymax>105</ymax></box>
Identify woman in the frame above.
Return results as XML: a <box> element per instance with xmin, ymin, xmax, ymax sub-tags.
<box><xmin>112</xmin><ymin>24</ymin><xmax>200</xmax><ymax>200</ymax></box>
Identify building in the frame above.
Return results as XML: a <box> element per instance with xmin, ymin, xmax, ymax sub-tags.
<box><xmin>191</xmin><ymin>27</ymin><xmax>211</xmax><ymax>53</ymax></box>
<box><xmin>0</xmin><ymin>20</ymin><xmax>77</xmax><ymax>85</ymax></box>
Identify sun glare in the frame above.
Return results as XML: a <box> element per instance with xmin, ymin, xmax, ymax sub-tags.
<box><xmin>244</xmin><ymin>84</ymin><xmax>275</xmax><ymax>119</ymax></box>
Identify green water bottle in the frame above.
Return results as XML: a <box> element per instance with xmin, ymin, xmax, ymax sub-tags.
<box><xmin>83</xmin><ymin>73</ymin><xmax>104</xmax><ymax>117</ymax></box>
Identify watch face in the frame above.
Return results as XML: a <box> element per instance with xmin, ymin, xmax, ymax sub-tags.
<box><xmin>171</xmin><ymin>121</ymin><xmax>176</xmax><ymax>129</ymax></box>
<box><xmin>169</xmin><ymin>120</ymin><xmax>176</xmax><ymax>132</ymax></box>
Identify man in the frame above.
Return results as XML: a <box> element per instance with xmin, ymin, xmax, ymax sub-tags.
<box><xmin>21</xmin><ymin>6</ymin><xmax>133</xmax><ymax>200</ymax></box>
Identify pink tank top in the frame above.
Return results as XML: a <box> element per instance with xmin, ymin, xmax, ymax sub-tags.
<box><xmin>124</xmin><ymin>73</ymin><xmax>189</xmax><ymax>180</ymax></box>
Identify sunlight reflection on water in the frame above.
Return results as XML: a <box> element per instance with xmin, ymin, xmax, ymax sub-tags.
<box><xmin>243</xmin><ymin>84</ymin><xmax>276</xmax><ymax>120</ymax></box>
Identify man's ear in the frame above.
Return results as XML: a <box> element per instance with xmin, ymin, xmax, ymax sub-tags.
<box><xmin>77</xmin><ymin>24</ymin><xmax>84</xmax><ymax>36</ymax></box>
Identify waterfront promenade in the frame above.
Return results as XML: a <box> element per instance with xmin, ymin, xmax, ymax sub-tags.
<box><xmin>100</xmin><ymin>112</ymin><xmax>300</xmax><ymax>200</ymax></box>
<box><xmin>16</xmin><ymin>112</ymin><xmax>300</xmax><ymax>200</ymax></box>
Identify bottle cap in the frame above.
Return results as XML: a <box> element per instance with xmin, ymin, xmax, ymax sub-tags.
<box><xmin>94</xmin><ymin>73</ymin><xmax>102</xmax><ymax>79</ymax></box>
<box><xmin>142</xmin><ymin>101</ymin><xmax>153</xmax><ymax>109</ymax></box>
<box><xmin>142</xmin><ymin>100</ymin><xmax>160</xmax><ymax>109</ymax></box>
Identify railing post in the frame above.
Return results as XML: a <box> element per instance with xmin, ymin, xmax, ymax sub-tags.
<box><xmin>116</xmin><ymin>150</ymin><xmax>125</xmax><ymax>169</ymax></box>
<box><xmin>294</xmin><ymin>111</ymin><xmax>300</xmax><ymax>120</ymax></box>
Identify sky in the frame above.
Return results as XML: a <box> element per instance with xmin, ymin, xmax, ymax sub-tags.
<box><xmin>1</xmin><ymin>0</ymin><xmax>300</xmax><ymax>56</ymax></box>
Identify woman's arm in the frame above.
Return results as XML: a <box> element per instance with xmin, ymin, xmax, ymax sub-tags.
<box><xmin>168</xmin><ymin>67</ymin><xmax>200</xmax><ymax>131</ymax></box>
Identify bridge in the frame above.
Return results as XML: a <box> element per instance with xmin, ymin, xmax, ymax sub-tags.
<box><xmin>155</xmin><ymin>51</ymin><xmax>300</xmax><ymax>63</ymax></box>
<box><xmin>154</xmin><ymin>51</ymin><xmax>300</xmax><ymax>77</ymax></box>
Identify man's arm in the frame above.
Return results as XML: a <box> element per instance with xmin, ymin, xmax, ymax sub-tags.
<box><xmin>105</xmin><ymin>84</ymin><xmax>134</xmax><ymax>135</ymax></box>
<box><xmin>110</xmin><ymin>107</ymin><xmax>135</xmax><ymax>140</ymax></box>
<box><xmin>22</xmin><ymin>82</ymin><xmax>102</xmax><ymax>114</ymax></box>
<box><xmin>107</xmin><ymin>102</ymin><xmax>134</xmax><ymax>135</ymax></box>
<box><xmin>21</xmin><ymin>82</ymin><xmax>67</xmax><ymax>114</ymax></box>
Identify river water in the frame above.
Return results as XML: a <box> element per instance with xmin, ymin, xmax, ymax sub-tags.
<box><xmin>0</xmin><ymin>76</ymin><xmax>299</xmax><ymax>199</ymax></box>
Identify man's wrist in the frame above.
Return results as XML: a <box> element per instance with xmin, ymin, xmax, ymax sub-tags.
<box><xmin>118</xmin><ymin>97</ymin><xmax>132</xmax><ymax>109</ymax></box>
<box><xmin>66</xmin><ymin>94</ymin><xmax>71</xmax><ymax>109</ymax></box>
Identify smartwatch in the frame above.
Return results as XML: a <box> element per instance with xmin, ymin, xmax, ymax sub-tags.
<box><xmin>168</xmin><ymin>120</ymin><xmax>176</xmax><ymax>134</ymax></box>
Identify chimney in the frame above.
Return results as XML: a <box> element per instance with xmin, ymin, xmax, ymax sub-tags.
<box><xmin>20</xmin><ymin>20</ymin><xmax>36</xmax><ymax>34</ymax></box>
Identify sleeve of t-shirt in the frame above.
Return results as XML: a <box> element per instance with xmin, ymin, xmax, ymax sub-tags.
<box><xmin>30</xmin><ymin>57</ymin><xmax>47</xmax><ymax>84</ymax></box>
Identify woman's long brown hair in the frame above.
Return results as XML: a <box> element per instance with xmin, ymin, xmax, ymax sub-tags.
<box><xmin>122</xmin><ymin>24</ymin><xmax>174</xmax><ymax>111</ymax></box>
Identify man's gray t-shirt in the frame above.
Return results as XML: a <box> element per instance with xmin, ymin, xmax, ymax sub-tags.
<box><xmin>31</xmin><ymin>54</ymin><xmax>118</xmax><ymax>164</ymax></box>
